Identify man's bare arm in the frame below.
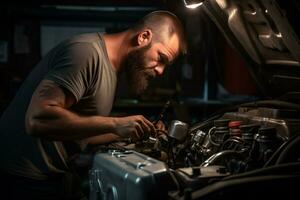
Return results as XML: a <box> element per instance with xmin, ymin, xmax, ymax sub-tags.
<box><xmin>25</xmin><ymin>79</ymin><xmax>156</xmax><ymax>141</ymax></box>
<box><xmin>84</xmin><ymin>134</ymin><xmax>121</xmax><ymax>146</ymax></box>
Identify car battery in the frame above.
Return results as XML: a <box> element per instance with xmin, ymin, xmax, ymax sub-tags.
<box><xmin>89</xmin><ymin>150</ymin><xmax>175</xmax><ymax>200</ymax></box>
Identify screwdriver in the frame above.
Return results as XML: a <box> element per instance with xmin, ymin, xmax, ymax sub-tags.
<box><xmin>153</xmin><ymin>100</ymin><xmax>171</xmax><ymax>125</ymax></box>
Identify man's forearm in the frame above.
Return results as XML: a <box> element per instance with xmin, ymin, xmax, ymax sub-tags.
<box><xmin>26</xmin><ymin>105</ymin><xmax>117</xmax><ymax>141</ymax></box>
<box><xmin>84</xmin><ymin>133</ymin><xmax>121</xmax><ymax>145</ymax></box>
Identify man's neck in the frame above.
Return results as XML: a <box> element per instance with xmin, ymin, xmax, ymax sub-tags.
<box><xmin>102</xmin><ymin>30</ymin><xmax>132</xmax><ymax>71</ymax></box>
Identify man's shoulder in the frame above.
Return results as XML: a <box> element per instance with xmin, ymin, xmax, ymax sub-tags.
<box><xmin>52</xmin><ymin>33</ymin><xmax>105</xmax><ymax>60</ymax></box>
<box><xmin>63</xmin><ymin>33</ymin><xmax>106</xmax><ymax>58</ymax></box>
<box><xmin>67</xmin><ymin>32</ymin><xmax>102</xmax><ymax>44</ymax></box>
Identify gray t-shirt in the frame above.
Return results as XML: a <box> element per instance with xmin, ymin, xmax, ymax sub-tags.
<box><xmin>0</xmin><ymin>33</ymin><xmax>117</xmax><ymax>179</ymax></box>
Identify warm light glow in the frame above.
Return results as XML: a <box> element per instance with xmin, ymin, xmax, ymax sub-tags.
<box><xmin>276</xmin><ymin>32</ymin><xmax>282</xmax><ymax>38</ymax></box>
<box><xmin>183</xmin><ymin>0</ymin><xmax>204</xmax><ymax>9</ymax></box>
<box><xmin>186</xmin><ymin>2</ymin><xmax>203</xmax><ymax>9</ymax></box>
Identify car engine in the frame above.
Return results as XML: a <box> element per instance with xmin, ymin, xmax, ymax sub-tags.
<box><xmin>88</xmin><ymin>100</ymin><xmax>300</xmax><ymax>200</ymax></box>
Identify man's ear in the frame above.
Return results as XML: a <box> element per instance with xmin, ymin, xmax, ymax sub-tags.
<box><xmin>137</xmin><ymin>29</ymin><xmax>152</xmax><ymax>46</ymax></box>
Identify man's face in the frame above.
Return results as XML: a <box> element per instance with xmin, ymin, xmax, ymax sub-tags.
<box><xmin>124</xmin><ymin>34</ymin><xmax>180</xmax><ymax>96</ymax></box>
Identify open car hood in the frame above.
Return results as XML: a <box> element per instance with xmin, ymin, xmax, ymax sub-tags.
<box><xmin>201</xmin><ymin>0</ymin><xmax>300</xmax><ymax>98</ymax></box>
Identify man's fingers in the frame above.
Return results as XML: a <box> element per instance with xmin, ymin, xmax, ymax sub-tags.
<box><xmin>114</xmin><ymin>115</ymin><xmax>158</xmax><ymax>141</ymax></box>
<box><xmin>132</xmin><ymin>121</ymin><xmax>144</xmax><ymax>140</ymax></box>
<box><xmin>137</xmin><ymin>116</ymin><xmax>155</xmax><ymax>133</ymax></box>
<box><xmin>154</xmin><ymin>120</ymin><xmax>166</xmax><ymax>131</ymax></box>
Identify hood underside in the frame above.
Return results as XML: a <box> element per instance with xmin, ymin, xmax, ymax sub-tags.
<box><xmin>201</xmin><ymin>0</ymin><xmax>300</xmax><ymax>98</ymax></box>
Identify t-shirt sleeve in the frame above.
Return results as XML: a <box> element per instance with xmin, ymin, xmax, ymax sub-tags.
<box><xmin>45</xmin><ymin>42</ymin><xmax>99</xmax><ymax>102</ymax></box>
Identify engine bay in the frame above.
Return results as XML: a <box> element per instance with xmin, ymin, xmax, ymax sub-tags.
<box><xmin>88</xmin><ymin>100</ymin><xmax>300</xmax><ymax>200</ymax></box>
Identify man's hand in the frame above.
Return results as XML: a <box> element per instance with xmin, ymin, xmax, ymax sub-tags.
<box><xmin>153</xmin><ymin>120</ymin><xmax>167</xmax><ymax>137</ymax></box>
<box><xmin>113</xmin><ymin>115</ymin><xmax>156</xmax><ymax>141</ymax></box>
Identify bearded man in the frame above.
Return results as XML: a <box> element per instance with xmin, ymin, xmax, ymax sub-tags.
<box><xmin>0</xmin><ymin>10</ymin><xmax>186</xmax><ymax>199</ymax></box>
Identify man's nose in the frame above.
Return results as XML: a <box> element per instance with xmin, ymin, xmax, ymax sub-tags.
<box><xmin>154</xmin><ymin>65</ymin><xmax>165</xmax><ymax>75</ymax></box>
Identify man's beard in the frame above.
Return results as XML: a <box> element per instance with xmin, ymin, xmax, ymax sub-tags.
<box><xmin>123</xmin><ymin>44</ymin><xmax>156</xmax><ymax>96</ymax></box>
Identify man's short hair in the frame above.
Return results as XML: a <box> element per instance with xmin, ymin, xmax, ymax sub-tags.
<box><xmin>132</xmin><ymin>10</ymin><xmax>187</xmax><ymax>55</ymax></box>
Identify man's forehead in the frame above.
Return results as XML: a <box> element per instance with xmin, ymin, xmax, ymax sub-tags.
<box><xmin>162</xmin><ymin>34</ymin><xmax>180</xmax><ymax>61</ymax></box>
